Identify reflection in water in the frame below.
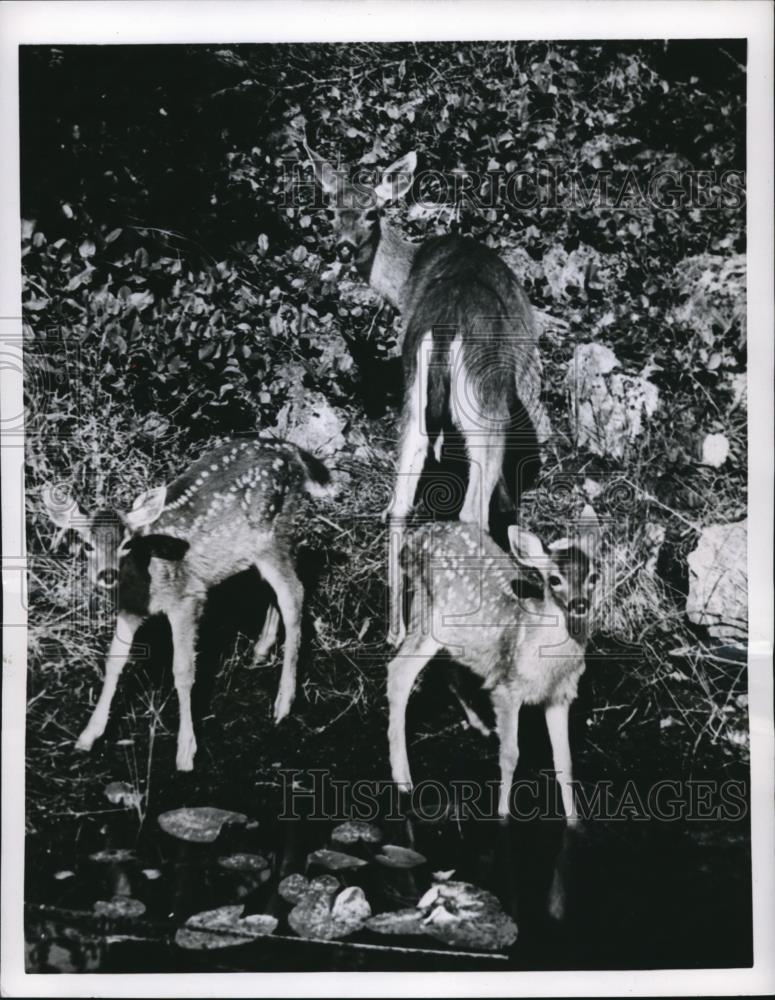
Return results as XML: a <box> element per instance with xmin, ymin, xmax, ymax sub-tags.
<box><xmin>25</xmin><ymin>794</ymin><xmax>751</xmax><ymax>973</ymax></box>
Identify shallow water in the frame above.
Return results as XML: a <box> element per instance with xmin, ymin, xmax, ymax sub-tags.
<box><xmin>25</xmin><ymin>783</ymin><xmax>751</xmax><ymax>972</ymax></box>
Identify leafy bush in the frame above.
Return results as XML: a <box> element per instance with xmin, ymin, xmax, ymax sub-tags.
<box><xmin>21</xmin><ymin>41</ymin><xmax>748</xmax><ymax>826</ymax></box>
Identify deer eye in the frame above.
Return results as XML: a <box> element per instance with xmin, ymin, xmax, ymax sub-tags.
<box><xmin>549</xmin><ymin>574</ymin><xmax>562</xmax><ymax>587</ymax></box>
<box><xmin>82</xmin><ymin>540</ymin><xmax>95</xmax><ymax>553</ymax></box>
<box><xmin>587</xmin><ymin>572</ymin><xmax>598</xmax><ymax>586</ymax></box>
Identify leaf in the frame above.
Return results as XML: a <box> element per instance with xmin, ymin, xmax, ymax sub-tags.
<box><xmin>93</xmin><ymin>896</ymin><xmax>146</xmax><ymax>919</ymax></box>
<box><xmin>217</xmin><ymin>853</ymin><xmax>269</xmax><ymax>872</ymax></box>
<box><xmin>175</xmin><ymin>904</ymin><xmax>277</xmax><ymax>950</ymax></box>
<box><xmin>104</xmin><ymin>781</ymin><xmax>142</xmax><ymax>809</ymax></box>
<box><xmin>78</xmin><ymin>239</ymin><xmax>96</xmax><ymax>259</ymax></box>
<box><xmin>158</xmin><ymin>806</ymin><xmax>248</xmax><ymax>843</ymax></box>
<box><xmin>65</xmin><ymin>267</ymin><xmax>92</xmax><ymax>292</ymax></box>
<box><xmin>375</xmin><ymin>844</ymin><xmax>427</xmax><ymax>869</ymax></box>
<box><xmin>306</xmin><ymin>848</ymin><xmax>368</xmax><ymax>871</ymax></box>
<box><xmin>89</xmin><ymin>848</ymin><xmax>136</xmax><ymax>863</ymax></box>
<box><xmin>105</xmin><ymin>227</ymin><xmax>123</xmax><ymax>244</ymax></box>
<box><xmin>366</xmin><ymin>908</ymin><xmax>426</xmax><ymax>936</ymax></box>
<box><xmin>330</xmin><ymin>820</ymin><xmax>382</xmax><ymax>846</ymax></box>
<box><xmin>288</xmin><ymin>885</ymin><xmax>371</xmax><ymax>940</ymax></box>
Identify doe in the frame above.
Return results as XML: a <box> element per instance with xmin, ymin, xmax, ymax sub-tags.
<box><xmin>42</xmin><ymin>438</ymin><xmax>334</xmax><ymax>771</ymax></box>
<box><xmin>386</xmin><ymin>511</ymin><xmax>601</xmax><ymax>820</ymax></box>
<box><xmin>305</xmin><ymin>144</ymin><xmax>552</xmax><ymax>644</ymax></box>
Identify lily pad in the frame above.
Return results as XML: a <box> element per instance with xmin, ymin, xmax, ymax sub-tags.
<box><xmin>418</xmin><ymin>882</ymin><xmax>518</xmax><ymax>951</ymax></box>
<box><xmin>93</xmin><ymin>896</ymin><xmax>146</xmax><ymax>919</ymax></box>
<box><xmin>367</xmin><ymin>881</ymin><xmax>517</xmax><ymax>952</ymax></box>
<box><xmin>278</xmin><ymin>873</ymin><xmax>314</xmax><ymax>904</ymax></box>
<box><xmin>307</xmin><ymin>848</ymin><xmax>368</xmax><ymax>871</ymax></box>
<box><xmin>288</xmin><ymin>885</ymin><xmax>371</xmax><ymax>941</ymax></box>
<box><xmin>217</xmin><ymin>853</ymin><xmax>269</xmax><ymax>873</ymax></box>
<box><xmin>366</xmin><ymin>908</ymin><xmax>427</xmax><ymax>937</ymax></box>
<box><xmin>278</xmin><ymin>873</ymin><xmax>339</xmax><ymax>904</ymax></box>
<box><xmin>158</xmin><ymin>807</ymin><xmax>248</xmax><ymax>843</ymax></box>
<box><xmin>375</xmin><ymin>844</ymin><xmax>427</xmax><ymax>869</ymax></box>
<box><xmin>89</xmin><ymin>848</ymin><xmax>136</xmax><ymax>864</ymax></box>
<box><xmin>104</xmin><ymin>781</ymin><xmax>142</xmax><ymax>809</ymax></box>
<box><xmin>53</xmin><ymin>870</ymin><xmax>75</xmax><ymax>881</ymax></box>
<box><xmin>175</xmin><ymin>904</ymin><xmax>277</xmax><ymax>950</ymax></box>
<box><xmin>331</xmin><ymin>820</ymin><xmax>382</xmax><ymax>845</ymax></box>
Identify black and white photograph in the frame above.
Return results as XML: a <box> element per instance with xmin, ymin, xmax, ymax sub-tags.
<box><xmin>1</xmin><ymin>1</ymin><xmax>773</xmax><ymax>994</ymax></box>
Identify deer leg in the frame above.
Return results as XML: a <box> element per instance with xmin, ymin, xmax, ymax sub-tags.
<box><xmin>450</xmin><ymin>675</ymin><xmax>492</xmax><ymax>737</ymax></box>
<box><xmin>167</xmin><ymin>600</ymin><xmax>200</xmax><ymax>772</ymax></box>
<box><xmin>387</xmin><ymin>635</ymin><xmax>439</xmax><ymax>790</ymax></box>
<box><xmin>545</xmin><ymin>700</ymin><xmax>577</xmax><ymax>825</ymax></box>
<box><xmin>491</xmin><ymin>684</ymin><xmax>521</xmax><ymax>818</ymax></box>
<box><xmin>253</xmin><ymin>604</ymin><xmax>280</xmax><ymax>663</ymax></box>
<box><xmin>76</xmin><ymin>612</ymin><xmax>143</xmax><ymax>751</ymax></box>
<box><xmin>255</xmin><ymin>552</ymin><xmax>304</xmax><ymax>723</ymax></box>
<box><xmin>460</xmin><ymin>431</ymin><xmax>505</xmax><ymax>528</ymax></box>
<box><xmin>388</xmin><ymin>371</ymin><xmax>429</xmax><ymax>647</ymax></box>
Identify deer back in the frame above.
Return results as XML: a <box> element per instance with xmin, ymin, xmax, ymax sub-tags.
<box><xmin>401</xmin><ymin>236</ymin><xmax>544</xmax><ymax>437</ymax></box>
<box><xmin>406</xmin><ymin>522</ymin><xmax>590</xmax><ymax>703</ymax></box>
<box><xmin>141</xmin><ymin>440</ymin><xmax>313</xmax><ymax>592</ymax></box>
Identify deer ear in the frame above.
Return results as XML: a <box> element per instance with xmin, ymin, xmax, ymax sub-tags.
<box><xmin>124</xmin><ymin>486</ymin><xmax>166</xmax><ymax>531</ymax></box>
<box><xmin>575</xmin><ymin>503</ymin><xmax>601</xmax><ymax>553</ymax></box>
<box><xmin>41</xmin><ymin>486</ymin><xmax>87</xmax><ymax>533</ymax></box>
<box><xmin>507</xmin><ymin>526</ymin><xmax>547</xmax><ymax>573</ymax></box>
<box><xmin>304</xmin><ymin>142</ymin><xmax>340</xmax><ymax>196</ymax></box>
<box><xmin>374</xmin><ymin>151</ymin><xmax>417</xmax><ymax>205</ymax></box>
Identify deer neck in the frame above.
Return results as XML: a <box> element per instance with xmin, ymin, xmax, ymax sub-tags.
<box><xmin>367</xmin><ymin>220</ymin><xmax>418</xmax><ymax>311</ymax></box>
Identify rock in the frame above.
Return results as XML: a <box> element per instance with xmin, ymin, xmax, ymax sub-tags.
<box><xmin>567</xmin><ymin>343</ymin><xmax>659</xmax><ymax>459</ymax></box>
<box><xmin>686</xmin><ymin>521</ymin><xmax>747</xmax><ymax>640</ymax></box>
<box><xmin>700</xmin><ymin>432</ymin><xmax>729</xmax><ymax>468</ymax></box>
<box><xmin>270</xmin><ymin>389</ymin><xmax>346</xmax><ymax>457</ymax></box>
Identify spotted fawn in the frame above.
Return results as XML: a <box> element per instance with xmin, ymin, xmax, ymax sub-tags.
<box><xmin>42</xmin><ymin>438</ymin><xmax>334</xmax><ymax>771</ymax></box>
<box><xmin>386</xmin><ymin>510</ymin><xmax>601</xmax><ymax>819</ymax></box>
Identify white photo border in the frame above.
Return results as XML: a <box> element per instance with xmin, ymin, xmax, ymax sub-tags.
<box><xmin>1</xmin><ymin>1</ymin><xmax>772</xmax><ymax>996</ymax></box>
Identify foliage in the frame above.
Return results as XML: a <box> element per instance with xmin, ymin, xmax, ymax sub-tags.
<box><xmin>20</xmin><ymin>40</ymin><xmax>748</xmax><ymax>831</ymax></box>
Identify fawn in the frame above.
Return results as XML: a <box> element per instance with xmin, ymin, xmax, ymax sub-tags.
<box><xmin>41</xmin><ymin>438</ymin><xmax>334</xmax><ymax>771</ymax></box>
<box><xmin>305</xmin><ymin>143</ymin><xmax>552</xmax><ymax>644</ymax></box>
<box><xmin>386</xmin><ymin>510</ymin><xmax>601</xmax><ymax>820</ymax></box>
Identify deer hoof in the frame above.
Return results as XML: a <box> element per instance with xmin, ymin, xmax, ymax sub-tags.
<box><xmin>273</xmin><ymin>694</ymin><xmax>293</xmax><ymax>723</ymax></box>
<box><xmin>387</xmin><ymin>623</ymin><xmax>407</xmax><ymax>648</ymax></box>
<box><xmin>176</xmin><ymin>738</ymin><xmax>196</xmax><ymax>772</ymax></box>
